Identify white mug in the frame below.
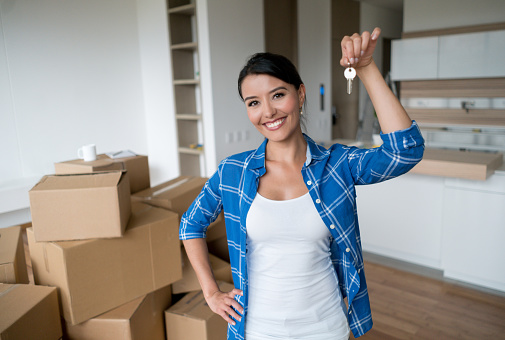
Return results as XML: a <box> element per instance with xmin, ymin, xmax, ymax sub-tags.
<box><xmin>78</xmin><ymin>144</ymin><xmax>97</xmax><ymax>161</ymax></box>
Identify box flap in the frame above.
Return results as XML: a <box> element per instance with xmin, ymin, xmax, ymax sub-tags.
<box><xmin>57</xmin><ymin>154</ymin><xmax>116</xmax><ymax>168</ymax></box>
<box><xmin>0</xmin><ymin>226</ymin><xmax>21</xmax><ymax>265</ymax></box>
<box><xmin>133</xmin><ymin>176</ymin><xmax>193</xmax><ymax>198</ymax></box>
<box><xmin>168</xmin><ymin>282</ymin><xmax>234</xmax><ymax>321</ymax></box>
<box><xmin>94</xmin><ymin>295</ymin><xmax>145</xmax><ymax>320</ymax></box>
<box><xmin>0</xmin><ymin>284</ymin><xmax>58</xmax><ymax>330</ymax></box>
<box><xmin>30</xmin><ymin>171</ymin><xmax>125</xmax><ymax>191</ymax></box>
<box><xmin>155</xmin><ymin>177</ymin><xmax>207</xmax><ymax>199</ymax></box>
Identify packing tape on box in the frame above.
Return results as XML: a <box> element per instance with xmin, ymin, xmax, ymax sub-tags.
<box><xmin>151</xmin><ymin>177</ymin><xmax>192</xmax><ymax>197</ymax></box>
<box><xmin>43</xmin><ymin>243</ymin><xmax>50</xmax><ymax>273</ymax></box>
<box><xmin>0</xmin><ymin>284</ymin><xmax>18</xmax><ymax>298</ymax></box>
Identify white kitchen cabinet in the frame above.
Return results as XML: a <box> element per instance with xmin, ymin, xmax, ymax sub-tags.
<box><xmin>391</xmin><ymin>36</ymin><xmax>439</xmax><ymax>80</ymax></box>
<box><xmin>439</xmin><ymin>30</ymin><xmax>505</xmax><ymax>79</ymax></box>
<box><xmin>441</xmin><ymin>173</ymin><xmax>505</xmax><ymax>292</ymax></box>
<box><xmin>357</xmin><ymin>170</ymin><xmax>505</xmax><ymax>293</ymax></box>
<box><xmin>391</xmin><ymin>30</ymin><xmax>505</xmax><ymax>81</ymax></box>
<box><xmin>356</xmin><ymin>174</ymin><xmax>445</xmax><ymax>269</ymax></box>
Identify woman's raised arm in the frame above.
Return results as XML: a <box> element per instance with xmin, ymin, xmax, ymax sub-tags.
<box><xmin>340</xmin><ymin>27</ymin><xmax>412</xmax><ymax>134</ymax></box>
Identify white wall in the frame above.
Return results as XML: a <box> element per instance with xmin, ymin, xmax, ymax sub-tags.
<box><xmin>0</xmin><ymin>0</ymin><xmax>148</xmax><ymax>180</ymax></box>
<box><xmin>404</xmin><ymin>0</ymin><xmax>505</xmax><ymax>33</ymax></box>
<box><xmin>0</xmin><ymin>0</ymin><xmax>178</xmax><ymax>228</ymax></box>
<box><xmin>136</xmin><ymin>0</ymin><xmax>179</xmax><ymax>185</ymax></box>
<box><xmin>206</xmin><ymin>0</ymin><xmax>265</xmax><ymax>166</ymax></box>
<box><xmin>297</xmin><ymin>0</ymin><xmax>332</xmax><ymax>143</ymax></box>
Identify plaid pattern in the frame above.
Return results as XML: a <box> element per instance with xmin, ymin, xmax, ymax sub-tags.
<box><xmin>180</xmin><ymin>121</ymin><xmax>425</xmax><ymax>339</ymax></box>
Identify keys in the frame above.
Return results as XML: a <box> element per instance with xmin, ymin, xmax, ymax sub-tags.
<box><xmin>344</xmin><ymin>65</ymin><xmax>356</xmax><ymax>95</ymax></box>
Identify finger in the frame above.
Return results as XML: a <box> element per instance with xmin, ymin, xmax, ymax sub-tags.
<box><xmin>229</xmin><ymin>299</ymin><xmax>244</xmax><ymax>315</ymax></box>
<box><xmin>360</xmin><ymin>31</ymin><xmax>371</xmax><ymax>55</ymax></box>
<box><xmin>344</xmin><ymin>38</ymin><xmax>355</xmax><ymax>64</ymax></box>
<box><xmin>340</xmin><ymin>36</ymin><xmax>352</xmax><ymax>65</ymax></box>
<box><xmin>352</xmin><ymin>33</ymin><xmax>361</xmax><ymax>64</ymax></box>
<box><xmin>220</xmin><ymin>310</ymin><xmax>238</xmax><ymax>325</ymax></box>
<box><xmin>371</xmin><ymin>27</ymin><xmax>381</xmax><ymax>41</ymax></box>
<box><xmin>224</xmin><ymin>296</ymin><xmax>244</xmax><ymax>314</ymax></box>
<box><xmin>229</xmin><ymin>288</ymin><xmax>243</xmax><ymax>297</ymax></box>
<box><xmin>224</xmin><ymin>305</ymin><xmax>243</xmax><ymax>322</ymax></box>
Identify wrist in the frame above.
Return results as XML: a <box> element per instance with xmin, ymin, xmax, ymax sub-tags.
<box><xmin>356</xmin><ymin>58</ymin><xmax>376</xmax><ymax>74</ymax></box>
<box><xmin>203</xmin><ymin>286</ymin><xmax>220</xmax><ymax>300</ymax></box>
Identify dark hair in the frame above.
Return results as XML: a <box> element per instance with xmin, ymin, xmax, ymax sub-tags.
<box><xmin>238</xmin><ymin>52</ymin><xmax>304</xmax><ymax>101</ymax></box>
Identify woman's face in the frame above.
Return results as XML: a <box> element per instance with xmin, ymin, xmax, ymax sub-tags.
<box><xmin>241</xmin><ymin>74</ymin><xmax>305</xmax><ymax>143</ymax></box>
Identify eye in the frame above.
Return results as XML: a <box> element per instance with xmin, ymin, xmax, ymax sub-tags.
<box><xmin>273</xmin><ymin>92</ymin><xmax>285</xmax><ymax>100</ymax></box>
<box><xmin>247</xmin><ymin>100</ymin><xmax>259</xmax><ymax>107</ymax></box>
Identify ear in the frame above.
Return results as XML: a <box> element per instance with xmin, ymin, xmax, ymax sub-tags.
<box><xmin>298</xmin><ymin>84</ymin><xmax>306</xmax><ymax>107</ymax></box>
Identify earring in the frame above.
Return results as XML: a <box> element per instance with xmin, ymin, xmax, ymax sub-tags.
<box><xmin>300</xmin><ymin>107</ymin><xmax>303</xmax><ymax>115</ymax></box>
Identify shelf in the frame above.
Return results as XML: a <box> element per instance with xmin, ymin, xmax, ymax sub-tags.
<box><xmin>168</xmin><ymin>4</ymin><xmax>195</xmax><ymax>15</ymax></box>
<box><xmin>171</xmin><ymin>42</ymin><xmax>198</xmax><ymax>50</ymax></box>
<box><xmin>176</xmin><ymin>113</ymin><xmax>202</xmax><ymax>120</ymax></box>
<box><xmin>173</xmin><ymin>79</ymin><xmax>199</xmax><ymax>85</ymax></box>
<box><xmin>168</xmin><ymin>0</ymin><xmax>205</xmax><ymax>177</ymax></box>
<box><xmin>179</xmin><ymin>147</ymin><xmax>204</xmax><ymax>155</ymax></box>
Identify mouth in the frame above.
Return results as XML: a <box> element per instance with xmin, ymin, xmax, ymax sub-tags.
<box><xmin>264</xmin><ymin>117</ymin><xmax>286</xmax><ymax>130</ymax></box>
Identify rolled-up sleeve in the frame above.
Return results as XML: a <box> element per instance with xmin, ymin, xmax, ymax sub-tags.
<box><xmin>347</xmin><ymin>120</ymin><xmax>425</xmax><ymax>185</ymax></box>
<box><xmin>179</xmin><ymin>163</ymin><xmax>224</xmax><ymax>240</ymax></box>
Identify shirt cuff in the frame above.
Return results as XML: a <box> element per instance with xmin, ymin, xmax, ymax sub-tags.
<box><xmin>380</xmin><ymin>120</ymin><xmax>424</xmax><ymax>151</ymax></box>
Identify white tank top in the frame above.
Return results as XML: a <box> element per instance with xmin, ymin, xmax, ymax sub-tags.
<box><xmin>245</xmin><ymin>192</ymin><xmax>350</xmax><ymax>340</ymax></box>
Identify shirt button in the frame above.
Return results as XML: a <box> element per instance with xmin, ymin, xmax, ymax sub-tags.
<box><xmin>307</xmin><ymin>180</ymin><xmax>312</xmax><ymax>185</ymax></box>
<box><xmin>330</xmin><ymin>224</ymin><xmax>335</xmax><ymax>229</ymax></box>
<box><xmin>345</xmin><ymin>247</ymin><xmax>350</xmax><ymax>252</ymax></box>
<box><xmin>315</xmin><ymin>199</ymin><xmax>321</xmax><ymax>204</ymax></box>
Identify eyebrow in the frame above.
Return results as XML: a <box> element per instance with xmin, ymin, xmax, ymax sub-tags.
<box><xmin>243</xmin><ymin>86</ymin><xmax>288</xmax><ymax>102</ymax></box>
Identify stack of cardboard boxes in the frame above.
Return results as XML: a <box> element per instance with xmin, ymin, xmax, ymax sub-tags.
<box><xmin>1</xmin><ymin>153</ymin><xmax>233</xmax><ymax>340</ymax></box>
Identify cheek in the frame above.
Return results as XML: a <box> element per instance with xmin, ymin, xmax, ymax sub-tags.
<box><xmin>281</xmin><ymin>97</ymin><xmax>300</xmax><ymax>114</ymax></box>
<box><xmin>247</xmin><ymin>108</ymin><xmax>260</xmax><ymax>124</ymax></box>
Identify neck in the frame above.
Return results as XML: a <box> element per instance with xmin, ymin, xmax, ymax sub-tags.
<box><xmin>265</xmin><ymin>129</ymin><xmax>307</xmax><ymax>165</ymax></box>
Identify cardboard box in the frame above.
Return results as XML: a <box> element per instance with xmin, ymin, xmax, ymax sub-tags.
<box><xmin>165</xmin><ymin>281</ymin><xmax>234</xmax><ymax>340</ymax></box>
<box><xmin>0</xmin><ymin>283</ymin><xmax>62</xmax><ymax>340</ymax></box>
<box><xmin>207</xmin><ymin>236</ymin><xmax>230</xmax><ymax>263</ymax></box>
<box><xmin>206</xmin><ymin>213</ymin><xmax>226</xmax><ymax>243</ymax></box>
<box><xmin>64</xmin><ymin>284</ymin><xmax>172</xmax><ymax>340</ymax></box>
<box><xmin>173</xmin><ymin>246</ymin><xmax>233</xmax><ymax>294</ymax></box>
<box><xmin>27</xmin><ymin>205</ymin><xmax>182</xmax><ymax>325</ymax></box>
<box><xmin>54</xmin><ymin>154</ymin><xmax>150</xmax><ymax>194</ymax></box>
<box><xmin>29</xmin><ymin>171</ymin><xmax>131</xmax><ymax>242</ymax></box>
<box><xmin>0</xmin><ymin>226</ymin><xmax>29</xmax><ymax>284</ymax></box>
<box><xmin>132</xmin><ymin>176</ymin><xmax>208</xmax><ymax>218</ymax></box>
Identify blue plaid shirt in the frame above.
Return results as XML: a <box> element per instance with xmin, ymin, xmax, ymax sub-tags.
<box><xmin>180</xmin><ymin>121</ymin><xmax>425</xmax><ymax>339</ymax></box>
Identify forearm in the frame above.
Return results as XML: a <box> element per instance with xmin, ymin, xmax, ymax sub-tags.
<box><xmin>357</xmin><ymin>59</ymin><xmax>412</xmax><ymax>134</ymax></box>
<box><xmin>182</xmin><ymin>238</ymin><xmax>220</xmax><ymax>299</ymax></box>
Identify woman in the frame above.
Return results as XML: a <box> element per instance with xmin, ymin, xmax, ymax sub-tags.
<box><xmin>180</xmin><ymin>27</ymin><xmax>424</xmax><ymax>339</ymax></box>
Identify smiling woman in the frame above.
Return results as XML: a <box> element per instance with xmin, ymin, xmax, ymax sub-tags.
<box><xmin>180</xmin><ymin>28</ymin><xmax>425</xmax><ymax>340</ymax></box>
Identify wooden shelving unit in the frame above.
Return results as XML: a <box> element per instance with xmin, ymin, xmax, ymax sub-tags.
<box><xmin>167</xmin><ymin>0</ymin><xmax>205</xmax><ymax>176</ymax></box>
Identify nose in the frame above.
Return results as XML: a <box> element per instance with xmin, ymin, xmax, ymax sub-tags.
<box><xmin>264</xmin><ymin>101</ymin><xmax>276</xmax><ymax>119</ymax></box>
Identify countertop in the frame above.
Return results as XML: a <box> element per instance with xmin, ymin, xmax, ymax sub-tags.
<box><xmin>409</xmin><ymin>148</ymin><xmax>503</xmax><ymax>181</ymax></box>
<box><xmin>327</xmin><ymin>139</ymin><xmax>504</xmax><ymax>181</ymax></box>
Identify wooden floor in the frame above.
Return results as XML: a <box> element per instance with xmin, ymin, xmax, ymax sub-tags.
<box><xmin>352</xmin><ymin>261</ymin><xmax>505</xmax><ymax>339</ymax></box>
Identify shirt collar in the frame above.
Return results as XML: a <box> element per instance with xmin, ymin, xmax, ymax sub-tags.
<box><xmin>246</xmin><ymin>134</ymin><xmax>330</xmax><ymax>171</ymax></box>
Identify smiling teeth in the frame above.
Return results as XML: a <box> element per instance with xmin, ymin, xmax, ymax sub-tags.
<box><xmin>266</xmin><ymin>118</ymin><xmax>285</xmax><ymax>128</ymax></box>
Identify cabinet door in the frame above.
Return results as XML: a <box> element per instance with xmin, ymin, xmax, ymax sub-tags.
<box><xmin>356</xmin><ymin>174</ymin><xmax>444</xmax><ymax>269</ymax></box>
<box><xmin>391</xmin><ymin>36</ymin><xmax>439</xmax><ymax>80</ymax></box>
<box><xmin>439</xmin><ymin>30</ymin><xmax>505</xmax><ymax>79</ymax></box>
<box><xmin>442</xmin><ymin>179</ymin><xmax>505</xmax><ymax>292</ymax></box>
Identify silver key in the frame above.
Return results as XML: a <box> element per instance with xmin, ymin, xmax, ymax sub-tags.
<box><xmin>344</xmin><ymin>66</ymin><xmax>356</xmax><ymax>94</ymax></box>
